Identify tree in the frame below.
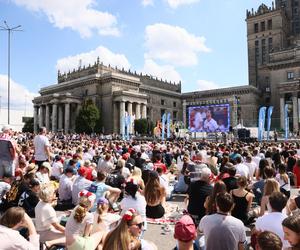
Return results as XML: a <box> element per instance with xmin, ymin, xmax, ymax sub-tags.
<box><xmin>22</xmin><ymin>117</ymin><xmax>34</xmax><ymax>133</ymax></box>
<box><xmin>75</xmin><ymin>99</ymin><xmax>100</xmax><ymax>134</ymax></box>
<box><xmin>134</xmin><ymin>118</ymin><xmax>148</xmax><ymax>135</ymax></box>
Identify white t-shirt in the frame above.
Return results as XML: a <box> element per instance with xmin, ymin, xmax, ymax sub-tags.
<box><xmin>120</xmin><ymin>193</ymin><xmax>147</xmax><ymax>221</ymax></box>
<box><xmin>58</xmin><ymin>174</ymin><xmax>73</xmax><ymax>201</ymax></box>
<box><xmin>244</xmin><ymin>162</ymin><xmax>257</xmax><ymax>179</ymax></box>
<box><xmin>33</xmin><ymin>135</ymin><xmax>50</xmax><ymax>161</ymax></box>
<box><xmin>35</xmin><ymin>201</ymin><xmax>58</xmax><ymax>231</ymax></box>
<box><xmin>51</xmin><ymin>161</ymin><xmax>63</xmax><ymax>179</ymax></box>
<box><xmin>0</xmin><ymin>182</ymin><xmax>11</xmax><ymax>200</ymax></box>
<box><xmin>255</xmin><ymin>212</ymin><xmax>290</xmax><ymax>248</ymax></box>
<box><xmin>235</xmin><ymin>163</ymin><xmax>250</xmax><ymax>178</ymax></box>
<box><xmin>72</xmin><ymin>176</ymin><xmax>92</xmax><ymax>205</ymax></box>
<box><xmin>65</xmin><ymin>209</ymin><xmax>94</xmax><ymax>245</ymax></box>
<box><xmin>92</xmin><ymin>212</ymin><xmax>121</xmax><ymax>233</ymax></box>
<box><xmin>203</xmin><ymin>118</ymin><xmax>218</xmax><ymax>132</ymax></box>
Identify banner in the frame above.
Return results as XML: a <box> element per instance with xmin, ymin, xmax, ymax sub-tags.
<box><xmin>266</xmin><ymin>106</ymin><xmax>273</xmax><ymax>141</ymax></box>
<box><xmin>125</xmin><ymin>115</ymin><xmax>131</xmax><ymax>140</ymax></box>
<box><xmin>167</xmin><ymin>113</ymin><xmax>171</xmax><ymax>138</ymax></box>
<box><xmin>258</xmin><ymin>106</ymin><xmax>267</xmax><ymax>142</ymax></box>
<box><xmin>122</xmin><ymin>116</ymin><xmax>126</xmax><ymax>140</ymax></box>
<box><xmin>161</xmin><ymin>113</ymin><xmax>166</xmax><ymax>140</ymax></box>
<box><xmin>284</xmin><ymin>104</ymin><xmax>289</xmax><ymax>140</ymax></box>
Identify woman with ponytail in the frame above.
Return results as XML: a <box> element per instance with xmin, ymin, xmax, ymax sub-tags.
<box><xmin>65</xmin><ymin>190</ymin><xmax>105</xmax><ymax>250</ymax></box>
<box><xmin>102</xmin><ymin>208</ymin><xmax>157</xmax><ymax>250</ymax></box>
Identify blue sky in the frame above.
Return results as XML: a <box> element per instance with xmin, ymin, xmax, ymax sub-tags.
<box><xmin>0</xmin><ymin>0</ymin><xmax>273</xmax><ymax>110</ymax></box>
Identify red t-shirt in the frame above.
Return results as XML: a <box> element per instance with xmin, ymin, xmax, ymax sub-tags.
<box><xmin>293</xmin><ymin>165</ymin><xmax>300</xmax><ymax>187</ymax></box>
<box><xmin>153</xmin><ymin>161</ymin><xmax>167</xmax><ymax>173</ymax></box>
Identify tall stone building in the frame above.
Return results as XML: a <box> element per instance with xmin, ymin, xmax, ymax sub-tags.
<box><xmin>246</xmin><ymin>0</ymin><xmax>300</xmax><ymax>130</ymax></box>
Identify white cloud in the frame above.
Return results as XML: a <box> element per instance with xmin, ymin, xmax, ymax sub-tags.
<box><xmin>165</xmin><ymin>0</ymin><xmax>200</xmax><ymax>8</ymax></box>
<box><xmin>0</xmin><ymin>75</ymin><xmax>37</xmax><ymax>111</ymax></box>
<box><xmin>142</xmin><ymin>59</ymin><xmax>181</xmax><ymax>83</ymax></box>
<box><xmin>142</xmin><ymin>0</ymin><xmax>154</xmax><ymax>6</ymax></box>
<box><xmin>145</xmin><ymin>23</ymin><xmax>210</xmax><ymax>67</ymax></box>
<box><xmin>196</xmin><ymin>80</ymin><xmax>233</xmax><ymax>91</ymax></box>
<box><xmin>11</xmin><ymin>0</ymin><xmax>120</xmax><ymax>38</ymax></box>
<box><xmin>56</xmin><ymin>46</ymin><xmax>131</xmax><ymax>73</ymax></box>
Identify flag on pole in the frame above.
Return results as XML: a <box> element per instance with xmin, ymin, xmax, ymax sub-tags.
<box><xmin>161</xmin><ymin>113</ymin><xmax>166</xmax><ymax>140</ymax></box>
<box><xmin>284</xmin><ymin>104</ymin><xmax>289</xmax><ymax>140</ymax></box>
<box><xmin>258</xmin><ymin>106</ymin><xmax>267</xmax><ymax>142</ymax></box>
<box><xmin>266</xmin><ymin>106</ymin><xmax>273</xmax><ymax>141</ymax></box>
<box><xmin>167</xmin><ymin>113</ymin><xmax>171</xmax><ymax>138</ymax></box>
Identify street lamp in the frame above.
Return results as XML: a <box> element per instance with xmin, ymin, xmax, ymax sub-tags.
<box><xmin>0</xmin><ymin>21</ymin><xmax>22</xmax><ymax>125</ymax></box>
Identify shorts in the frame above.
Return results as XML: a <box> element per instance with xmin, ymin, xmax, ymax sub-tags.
<box><xmin>0</xmin><ymin>159</ymin><xmax>13</xmax><ymax>177</ymax></box>
<box><xmin>68</xmin><ymin>236</ymin><xmax>96</xmax><ymax>250</ymax></box>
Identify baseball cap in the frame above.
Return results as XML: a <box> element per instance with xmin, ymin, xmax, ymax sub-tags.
<box><xmin>174</xmin><ymin>215</ymin><xmax>196</xmax><ymax>242</ymax></box>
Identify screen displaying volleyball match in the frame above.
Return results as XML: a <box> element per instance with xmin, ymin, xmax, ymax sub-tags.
<box><xmin>188</xmin><ymin>104</ymin><xmax>230</xmax><ymax>133</ymax></box>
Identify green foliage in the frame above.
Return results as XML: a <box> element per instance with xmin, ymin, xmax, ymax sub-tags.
<box><xmin>22</xmin><ymin>117</ymin><xmax>34</xmax><ymax>133</ymax></box>
<box><xmin>134</xmin><ymin>118</ymin><xmax>148</xmax><ymax>135</ymax></box>
<box><xmin>75</xmin><ymin>99</ymin><xmax>100</xmax><ymax>134</ymax></box>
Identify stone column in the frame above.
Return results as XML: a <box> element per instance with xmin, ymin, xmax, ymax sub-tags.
<box><xmin>135</xmin><ymin>103</ymin><xmax>141</xmax><ymax>119</ymax></box>
<box><xmin>33</xmin><ymin>105</ymin><xmax>39</xmax><ymax>133</ymax></box>
<box><xmin>113</xmin><ymin>102</ymin><xmax>118</xmax><ymax>134</ymax></box>
<box><xmin>127</xmin><ymin>102</ymin><xmax>133</xmax><ymax>134</ymax></box>
<box><xmin>280</xmin><ymin>96</ymin><xmax>285</xmax><ymax>129</ymax></box>
<box><xmin>52</xmin><ymin>103</ymin><xmax>58</xmax><ymax>132</ymax></box>
<box><xmin>292</xmin><ymin>93</ymin><xmax>299</xmax><ymax>132</ymax></box>
<box><xmin>58</xmin><ymin>104</ymin><xmax>63</xmax><ymax>131</ymax></box>
<box><xmin>45</xmin><ymin>105</ymin><xmax>50</xmax><ymax>131</ymax></box>
<box><xmin>120</xmin><ymin>101</ymin><xmax>125</xmax><ymax>134</ymax></box>
<box><xmin>142</xmin><ymin>104</ymin><xmax>147</xmax><ymax>119</ymax></box>
<box><xmin>183</xmin><ymin>100</ymin><xmax>187</xmax><ymax>128</ymax></box>
<box><xmin>38</xmin><ymin>105</ymin><xmax>43</xmax><ymax>128</ymax></box>
<box><xmin>64</xmin><ymin>102</ymin><xmax>70</xmax><ymax>133</ymax></box>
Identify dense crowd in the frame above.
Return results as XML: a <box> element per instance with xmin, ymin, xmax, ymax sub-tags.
<box><xmin>0</xmin><ymin>125</ymin><xmax>299</xmax><ymax>250</ymax></box>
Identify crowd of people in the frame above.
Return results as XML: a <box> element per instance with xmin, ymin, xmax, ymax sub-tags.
<box><xmin>0</xmin><ymin>125</ymin><xmax>299</xmax><ymax>250</ymax></box>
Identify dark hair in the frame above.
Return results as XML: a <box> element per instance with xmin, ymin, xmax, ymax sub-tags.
<box><xmin>226</xmin><ymin>166</ymin><xmax>236</xmax><ymax>176</ymax></box>
<box><xmin>257</xmin><ymin>231</ymin><xmax>282</xmax><ymax>250</ymax></box>
<box><xmin>125</xmin><ymin>182</ymin><xmax>138</xmax><ymax>199</ymax></box>
<box><xmin>0</xmin><ymin>207</ymin><xmax>25</xmax><ymax>228</ymax></box>
<box><xmin>282</xmin><ymin>214</ymin><xmax>300</xmax><ymax>234</ymax></box>
<box><xmin>237</xmin><ymin>176</ymin><xmax>247</xmax><ymax>187</ymax></box>
<box><xmin>216</xmin><ymin>193</ymin><xmax>233</xmax><ymax>213</ymax></box>
<box><xmin>97</xmin><ymin>171</ymin><xmax>106</xmax><ymax>182</ymax></box>
<box><xmin>269</xmin><ymin>192</ymin><xmax>287</xmax><ymax>212</ymax></box>
<box><xmin>206</xmin><ymin>181</ymin><xmax>226</xmax><ymax>214</ymax></box>
<box><xmin>264</xmin><ymin>166</ymin><xmax>275</xmax><ymax>179</ymax></box>
<box><xmin>29</xmin><ymin>178</ymin><xmax>40</xmax><ymax>188</ymax></box>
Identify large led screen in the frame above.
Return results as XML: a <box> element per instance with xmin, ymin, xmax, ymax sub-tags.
<box><xmin>188</xmin><ymin>104</ymin><xmax>230</xmax><ymax>132</ymax></box>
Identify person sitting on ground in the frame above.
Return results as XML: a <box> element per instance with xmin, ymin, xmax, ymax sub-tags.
<box><xmin>204</xmin><ymin>180</ymin><xmax>227</xmax><ymax>215</ymax></box>
<box><xmin>121</xmin><ymin>180</ymin><xmax>147</xmax><ymax>231</ymax></box>
<box><xmin>282</xmin><ymin>214</ymin><xmax>300</xmax><ymax>249</ymax></box>
<box><xmin>259</xmin><ymin>178</ymin><xmax>280</xmax><ymax>216</ymax></box>
<box><xmin>89</xmin><ymin>171</ymin><xmax>121</xmax><ymax>212</ymax></box>
<box><xmin>35</xmin><ymin>162</ymin><xmax>51</xmax><ymax>185</ymax></box>
<box><xmin>58</xmin><ymin>166</ymin><xmax>75</xmax><ymax>204</ymax></box>
<box><xmin>187</xmin><ymin>167</ymin><xmax>213</xmax><ymax>225</ymax></box>
<box><xmin>102</xmin><ymin>208</ymin><xmax>157</xmax><ymax>250</ymax></box>
<box><xmin>254</xmin><ymin>191</ymin><xmax>289</xmax><ymax>249</ymax></box>
<box><xmin>92</xmin><ymin>197</ymin><xmax>120</xmax><ymax>233</ymax></box>
<box><xmin>18</xmin><ymin>178</ymin><xmax>40</xmax><ymax>218</ymax></box>
<box><xmin>51</xmin><ymin>155</ymin><xmax>63</xmax><ymax>180</ymax></box>
<box><xmin>144</xmin><ymin>170</ymin><xmax>166</xmax><ymax>219</ymax></box>
<box><xmin>231</xmin><ymin>176</ymin><xmax>254</xmax><ymax>225</ymax></box>
<box><xmin>130</xmin><ymin>167</ymin><xmax>145</xmax><ymax>191</ymax></box>
<box><xmin>0</xmin><ymin>207</ymin><xmax>39</xmax><ymax>250</ymax></box>
<box><xmin>222</xmin><ymin>164</ymin><xmax>238</xmax><ymax>192</ymax></box>
<box><xmin>276</xmin><ymin>163</ymin><xmax>290</xmax><ymax>198</ymax></box>
<box><xmin>157</xmin><ymin>167</ymin><xmax>173</xmax><ymax>200</ymax></box>
<box><xmin>255</xmin><ymin>231</ymin><xmax>283</xmax><ymax>250</ymax></box>
<box><xmin>72</xmin><ymin>167</ymin><xmax>92</xmax><ymax>205</ymax></box>
<box><xmin>198</xmin><ymin>192</ymin><xmax>246</xmax><ymax>250</ymax></box>
<box><xmin>173</xmin><ymin>214</ymin><xmax>198</xmax><ymax>250</ymax></box>
<box><xmin>34</xmin><ymin>184</ymin><xmax>65</xmax><ymax>248</ymax></box>
<box><xmin>65</xmin><ymin>190</ymin><xmax>105</xmax><ymax>250</ymax></box>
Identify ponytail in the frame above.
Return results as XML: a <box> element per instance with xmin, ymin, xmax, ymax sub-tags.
<box><xmin>74</xmin><ymin>204</ymin><xmax>87</xmax><ymax>223</ymax></box>
<box><xmin>97</xmin><ymin>204</ymin><xmax>105</xmax><ymax>224</ymax></box>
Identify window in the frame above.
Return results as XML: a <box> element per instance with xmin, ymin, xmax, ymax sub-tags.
<box><xmin>254</xmin><ymin>23</ymin><xmax>259</xmax><ymax>33</ymax></box>
<box><xmin>262</xmin><ymin>39</ymin><xmax>266</xmax><ymax>64</ymax></box>
<box><xmin>268</xmin><ymin>37</ymin><xmax>273</xmax><ymax>52</ymax></box>
<box><xmin>261</xmin><ymin>21</ymin><xmax>265</xmax><ymax>31</ymax></box>
<box><xmin>161</xmin><ymin>99</ymin><xmax>165</xmax><ymax>106</ymax></box>
<box><xmin>255</xmin><ymin>40</ymin><xmax>259</xmax><ymax>63</ymax></box>
<box><xmin>173</xmin><ymin>111</ymin><xmax>177</xmax><ymax>120</ymax></box>
<box><xmin>267</xmin><ymin>19</ymin><xmax>272</xmax><ymax>30</ymax></box>
<box><xmin>287</xmin><ymin>72</ymin><xmax>294</xmax><ymax>79</ymax></box>
<box><xmin>173</xmin><ymin>101</ymin><xmax>177</xmax><ymax>108</ymax></box>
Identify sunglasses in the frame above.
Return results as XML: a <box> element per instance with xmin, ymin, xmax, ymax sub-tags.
<box><xmin>131</xmin><ymin>222</ymin><xmax>144</xmax><ymax>229</ymax></box>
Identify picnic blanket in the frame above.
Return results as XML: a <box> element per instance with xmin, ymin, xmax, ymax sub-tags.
<box><xmin>146</xmin><ymin>203</ymin><xmax>182</xmax><ymax>225</ymax></box>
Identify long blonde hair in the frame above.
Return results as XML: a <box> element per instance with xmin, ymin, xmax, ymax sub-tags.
<box><xmin>102</xmin><ymin>209</ymin><xmax>139</xmax><ymax>250</ymax></box>
<box><xmin>263</xmin><ymin>179</ymin><xmax>280</xmax><ymax>196</ymax></box>
<box><xmin>74</xmin><ymin>196</ymin><xmax>92</xmax><ymax>223</ymax></box>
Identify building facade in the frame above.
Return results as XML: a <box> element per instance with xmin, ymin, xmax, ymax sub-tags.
<box><xmin>33</xmin><ymin>0</ymin><xmax>300</xmax><ymax>134</ymax></box>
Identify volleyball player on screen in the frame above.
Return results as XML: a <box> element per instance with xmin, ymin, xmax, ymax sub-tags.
<box><xmin>203</xmin><ymin>109</ymin><xmax>218</xmax><ymax>132</ymax></box>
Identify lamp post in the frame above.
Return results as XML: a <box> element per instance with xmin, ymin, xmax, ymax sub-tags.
<box><xmin>0</xmin><ymin>21</ymin><xmax>22</xmax><ymax>125</ymax></box>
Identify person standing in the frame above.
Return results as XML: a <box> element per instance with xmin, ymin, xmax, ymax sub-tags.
<box><xmin>0</xmin><ymin>126</ymin><xmax>16</xmax><ymax>178</ymax></box>
<box><xmin>33</xmin><ymin>127</ymin><xmax>51</xmax><ymax>168</ymax></box>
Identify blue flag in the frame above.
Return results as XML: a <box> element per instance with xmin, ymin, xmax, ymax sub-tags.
<box><xmin>284</xmin><ymin>104</ymin><xmax>289</xmax><ymax>140</ymax></box>
<box><xmin>258</xmin><ymin>106</ymin><xmax>267</xmax><ymax>142</ymax></box>
<box><xmin>122</xmin><ymin>116</ymin><xmax>126</xmax><ymax>140</ymax></box>
<box><xmin>161</xmin><ymin>113</ymin><xmax>166</xmax><ymax>140</ymax></box>
<box><xmin>266</xmin><ymin>106</ymin><xmax>273</xmax><ymax>141</ymax></box>
<box><xmin>167</xmin><ymin>113</ymin><xmax>171</xmax><ymax>138</ymax></box>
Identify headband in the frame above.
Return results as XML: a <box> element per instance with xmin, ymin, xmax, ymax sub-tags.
<box><xmin>123</xmin><ymin>208</ymin><xmax>136</xmax><ymax>221</ymax></box>
<box><xmin>78</xmin><ymin>190</ymin><xmax>96</xmax><ymax>202</ymax></box>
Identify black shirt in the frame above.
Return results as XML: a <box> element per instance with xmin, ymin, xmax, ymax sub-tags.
<box><xmin>187</xmin><ymin>180</ymin><xmax>212</xmax><ymax>219</ymax></box>
<box><xmin>223</xmin><ymin>176</ymin><xmax>238</xmax><ymax>192</ymax></box>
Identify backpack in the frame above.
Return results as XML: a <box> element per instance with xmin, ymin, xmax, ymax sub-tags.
<box><xmin>105</xmin><ymin>174</ymin><xmax>119</xmax><ymax>188</ymax></box>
